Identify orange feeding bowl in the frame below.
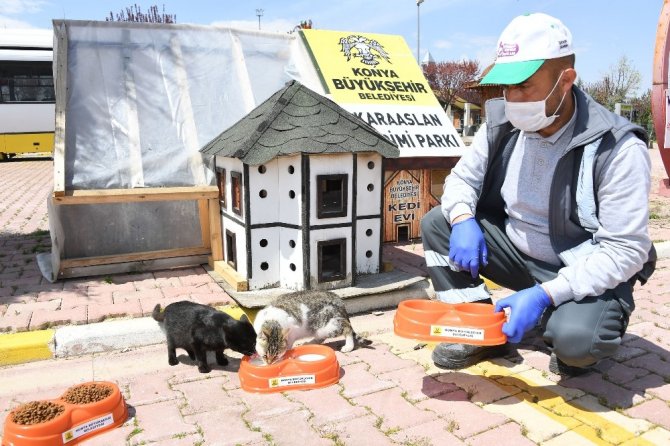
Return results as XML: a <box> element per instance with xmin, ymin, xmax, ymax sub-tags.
<box><xmin>239</xmin><ymin>344</ymin><xmax>341</xmax><ymax>393</ymax></box>
<box><xmin>2</xmin><ymin>381</ymin><xmax>128</xmax><ymax>446</ymax></box>
<box><xmin>394</xmin><ymin>300</ymin><xmax>507</xmax><ymax>345</ymax></box>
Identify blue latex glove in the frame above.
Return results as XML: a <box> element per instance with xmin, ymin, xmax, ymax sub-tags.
<box><xmin>449</xmin><ymin>217</ymin><xmax>488</xmax><ymax>279</ymax></box>
<box><xmin>494</xmin><ymin>285</ymin><xmax>552</xmax><ymax>343</ymax></box>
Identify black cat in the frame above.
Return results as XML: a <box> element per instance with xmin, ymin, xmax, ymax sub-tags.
<box><xmin>152</xmin><ymin>301</ymin><xmax>257</xmax><ymax>373</ymax></box>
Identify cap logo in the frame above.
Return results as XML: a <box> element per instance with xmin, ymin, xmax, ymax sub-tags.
<box><xmin>559</xmin><ymin>39</ymin><xmax>568</xmax><ymax>50</ymax></box>
<box><xmin>497</xmin><ymin>42</ymin><xmax>519</xmax><ymax>57</ymax></box>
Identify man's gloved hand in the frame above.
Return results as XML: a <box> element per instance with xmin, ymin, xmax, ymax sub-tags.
<box><xmin>494</xmin><ymin>285</ymin><xmax>552</xmax><ymax>343</ymax></box>
<box><xmin>449</xmin><ymin>217</ymin><xmax>488</xmax><ymax>279</ymax></box>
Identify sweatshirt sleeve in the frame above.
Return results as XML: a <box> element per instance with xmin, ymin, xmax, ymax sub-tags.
<box><xmin>543</xmin><ymin>135</ymin><xmax>652</xmax><ymax>305</ymax></box>
<box><xmin>441</xmin><ymin>125</ymin><xmax>490</xmax><ymax>224</ymax></box>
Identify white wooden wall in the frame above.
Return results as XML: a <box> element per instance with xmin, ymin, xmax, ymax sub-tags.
<box><xmin>216</xmin><ymin>152</ymin><xmax>382</xmax><ymax>290</ymax></box>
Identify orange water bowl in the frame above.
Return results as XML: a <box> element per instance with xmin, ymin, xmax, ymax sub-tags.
<box><xmin>394</xmin><ymin>299</ymin><xmax>506</xmax><ymax>345</ymax></box>
<box><xmin>239</xmin><ymin>344</ymin><xmax>341</xmax><ymax>393</ymax></box>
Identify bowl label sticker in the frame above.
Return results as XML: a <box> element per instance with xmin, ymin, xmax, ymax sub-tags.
<box><xmin>430</xmin><ymin>325</ymin><xmax>485</xmax><ymax>340</ymax></box>
<box><xmin>62</xmin><ymin>413</ymin><xmax>114</xmax><ymax>443</ymax></box>
<box><xmin>268</xmin><ymin>374</ymin><xmax>316</xmax><ymax>388</ymax></box>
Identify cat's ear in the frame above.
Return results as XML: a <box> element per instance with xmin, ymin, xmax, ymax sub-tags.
<box><xmin>239</xmin><ymin>314</ymin><xmax>249</xmax><ymax>323</ymax></box>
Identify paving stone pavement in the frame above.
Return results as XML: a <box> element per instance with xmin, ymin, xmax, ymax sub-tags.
<box><xmin>0</xmin><ymin>150</ymin><xmax>670</xmax><ymax>445</ymax></box>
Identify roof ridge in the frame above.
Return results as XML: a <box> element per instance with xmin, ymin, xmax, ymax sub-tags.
<box><xmin>199</xmin><ymin>79</ymin><xmax>399</xmax><ymax>164</ymax></box>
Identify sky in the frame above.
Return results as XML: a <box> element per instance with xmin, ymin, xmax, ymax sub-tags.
<box><xmin>0</xmin><ymin>0</ymin><xmax>663</xmax><ymax>95</ymax></box>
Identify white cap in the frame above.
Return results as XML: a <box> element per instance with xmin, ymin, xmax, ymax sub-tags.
<box><xmin>480</xmin><ymin>13</ymin><xmax>574</xmax><ymax>85</ymax></box>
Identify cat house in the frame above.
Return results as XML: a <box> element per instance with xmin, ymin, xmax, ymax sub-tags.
<box><xmin>200</xmin><ymin>80</ymin><xmax>399</xmax><ymax>291</ymax></box>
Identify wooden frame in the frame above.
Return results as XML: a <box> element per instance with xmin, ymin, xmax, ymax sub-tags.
<box><xmin>53</xmin><ymin>186</ymin><xmax>223</xmax><ymax>274</ymax></box>
<box><xmin>50</xmin><ymin>23</ymin><xmax>225</xmax><ymax>279</ymax></box>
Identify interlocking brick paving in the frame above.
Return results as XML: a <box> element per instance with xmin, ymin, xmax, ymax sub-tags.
<box><xmin>1</xmin><ymin>149</ymin><xmax>670</xmax><ymax>444</ymax></box>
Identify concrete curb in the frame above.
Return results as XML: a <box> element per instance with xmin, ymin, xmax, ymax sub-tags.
<box><xmin>0</xmin><ymin>305</ymin><xmax>252</xmax><ymax>367</ymax></box>
<box><xmin>2</xmin><ymin>241</ymin><xmax>669</xmax><ymax>367</ymax></box>
<box><xmin>54</xmin><ymin>317</ymin><xmax>164</xmax><ymax>357</ymax></box>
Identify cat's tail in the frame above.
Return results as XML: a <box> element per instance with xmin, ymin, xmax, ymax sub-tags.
<box><xmin>152</xmin><ymin>304</ymin><xmax>165</xmax><ymax>322</ymax></box>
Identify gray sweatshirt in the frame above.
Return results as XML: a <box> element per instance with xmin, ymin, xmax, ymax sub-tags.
<box><xmin>441</xmin><ymin>101</ymin><xmax>652</xmax><ymax>305</ymax></box>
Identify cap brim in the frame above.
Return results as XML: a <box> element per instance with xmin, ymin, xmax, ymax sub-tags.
<box><xmin>480</xmin><ymin>59</ymin><xmax>544</xmax><ymax>85</ymax></box>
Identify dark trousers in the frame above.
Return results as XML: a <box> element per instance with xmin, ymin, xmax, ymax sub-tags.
<box><xmin>420</xmin><ymin>206</ymin><xmax>634</xmax><ymax>367</ymax></box>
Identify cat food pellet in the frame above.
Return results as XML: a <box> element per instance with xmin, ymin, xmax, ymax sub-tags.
<box><xmin>62</xmin><ymin>383</ymin><xmax>113</xmax><ymax>405</ymax></box>
<box><xmin>12</xmin><ymin>401</ymin><xmax>65</xmax><ymax>425</ymax></box>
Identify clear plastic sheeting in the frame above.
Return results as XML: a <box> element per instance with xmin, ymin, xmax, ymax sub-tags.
<box><xmin>43</xmin><ymin>20</ymin><xmax>323</xmax><ymax>280</ymax></box>
<box><xmin>55</xmin><ymin>20</ymin><xmax>316</xmax><ymax>189</ymax></box>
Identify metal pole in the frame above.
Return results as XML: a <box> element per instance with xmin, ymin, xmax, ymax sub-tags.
<box><xmin>416</xmin><ymin>0</ymin><xmax>424</xmax><ymax>63</ymax></box>
<box><xmin>256</xmin><ymin>9</ymin><xmax>263</xmax><ymax>31</ymax></box>
<box><xmin>417</xmin><ymin>2</ymin><xmax>420</xmax><ymax>62</ymax></box>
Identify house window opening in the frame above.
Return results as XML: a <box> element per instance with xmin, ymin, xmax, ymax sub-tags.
<box><xmin>231</xmin><ymin>171</ymin><xmax>243</xmax><ymax>216</ymax></box>
<box><xmin>317</xmin><ymin>174</ymin><xmax>347</xmax><ymax>218</ymax></box>
<box><xmin>396</xmin><ymin>224</ymin><xmax>410</xmax><ymax>242</ymax></box>
<box><xmin>216</xmin><ymin>168</ymin><xmax>226</xmax><ymax>208</ymax></box>
<box><xmin>225</xmin><ymin>230</ymin><xmax>237</xmax><ymax>270</ymax></box>
<box><xmin>318</xmin><ymin>238</ymin><xmax>346</xmax><ymax>282</ymax></box>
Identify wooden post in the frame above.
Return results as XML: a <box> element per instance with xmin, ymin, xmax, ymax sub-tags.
<box><xmin>208</xmin><ymin>197</ymin><xmax>223</xmax><ymax>261</ymax></box>
<box><xmin>198</xmin><ymin>199</ymin><xmax>211</xmax><ymax>249</ymax></box>
<box><xmin>52</xmin><ymin>21</ymin><xmax>69</xmax><ymax>197</ymax></box>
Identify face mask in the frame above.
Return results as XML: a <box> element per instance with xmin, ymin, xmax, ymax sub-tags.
<box><xmin>504</xmin><ymin>70</ymin><xmax>567</xmax><ymax>132</ymax></box>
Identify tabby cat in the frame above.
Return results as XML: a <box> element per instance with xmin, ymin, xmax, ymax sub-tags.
<box><xmin>253</xmin><ymin>290</ymin><xmax>371</xmax><ymax>364</ymax></box>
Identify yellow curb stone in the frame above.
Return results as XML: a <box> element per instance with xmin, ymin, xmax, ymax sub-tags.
<box><xmin>0</xmin><ymin>330</ymin><xmax>54</xmax><ymax>366</ymax></box>
<box><xmin>216</xmin><ymin>304</ymin><xmax>258</xmax><ymax>322</ymax></box>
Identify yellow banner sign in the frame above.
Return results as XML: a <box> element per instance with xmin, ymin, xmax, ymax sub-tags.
<box><xmin>301</xmin><ymin>29</ymin><xmax>438</xmax><ymax>107</ymax></box>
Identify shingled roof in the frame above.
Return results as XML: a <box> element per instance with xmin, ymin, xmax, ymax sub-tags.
<box><xmin>200</xmin><ymin>80</ymin><xmax>399</xmax><ymax>165</ymax></box>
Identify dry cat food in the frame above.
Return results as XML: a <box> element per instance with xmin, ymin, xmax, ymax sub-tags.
<box><xmin>62</xmin><ymin>383</ymin><xmax>113</xmax><ymax>405</ymax></box>
<box><xmin>12</xmin><ymin>401</ymin><xmax>66</xmax><ymax>425</ymax></box>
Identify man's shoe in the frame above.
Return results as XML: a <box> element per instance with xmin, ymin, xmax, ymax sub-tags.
<box><xmin>548</xmin><ymin>353</ymin><xmax>591</xmax><ymax>377</ymax></box>
<box><xmin>432</xmin><ymin>343</ymin><xmax>507</xmax><ymax>369</ymax></box>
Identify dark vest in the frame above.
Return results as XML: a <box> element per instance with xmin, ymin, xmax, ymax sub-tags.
<box><xmin>476</xmin><ymin>87</ymin><xmax>655</xmax><ymax>285</ymax></box>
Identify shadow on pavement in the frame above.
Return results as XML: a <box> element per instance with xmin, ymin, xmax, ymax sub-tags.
<box><xmin>421</xmin><ymin>332</ymin><xmax>670</xmax><ymax>412</ymax></box>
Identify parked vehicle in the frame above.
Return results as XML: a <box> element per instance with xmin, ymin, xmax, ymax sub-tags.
<box><xmin>0</xmin><ymin>29</ymin><xmax>54</xmax><ymax>161</ymax></box>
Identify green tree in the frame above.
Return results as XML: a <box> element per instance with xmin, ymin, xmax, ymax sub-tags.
<box><xmin>630</xmin><ymin>88</ymin><xmax>654</xmax><ymax>141</ymax></box>
<box><xmin>422</xmin><ymin>59</ymin><xmax>481</xmax><ymax>110</ymax></box>
<box><xmin>579</xmin><ymin>55</ymin><xmax>641</xmax><ymax>111</ymax></box>
<box><xmin>107</xmin><ymin>4</ymin><xmax>176</xmax><ymax>23</ymax></box>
